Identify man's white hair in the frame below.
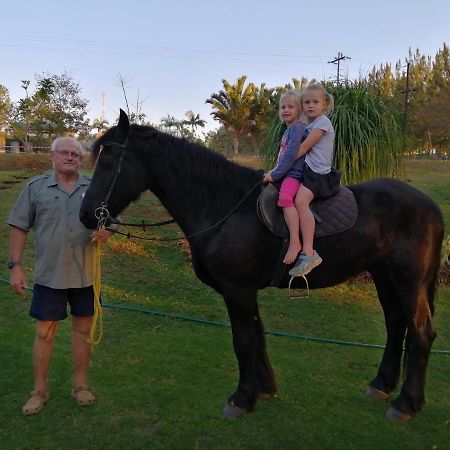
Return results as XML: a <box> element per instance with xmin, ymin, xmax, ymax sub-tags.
<box><xmin>51</xmin><ymin>136</ymin><xmax>83</xmax><ymax>153</ymax></box>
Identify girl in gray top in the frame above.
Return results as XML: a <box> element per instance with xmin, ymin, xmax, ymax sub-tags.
<box><xmin>289</xmin><ymin>81</ymin><xmax>340</xmax><ymax>277</ymax></box>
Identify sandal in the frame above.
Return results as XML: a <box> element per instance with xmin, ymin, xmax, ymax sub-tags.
<box><xmin>71</xmin><ymin>385</ymin><xmax>96</xmax><ymax>406</ymax></box>
<box><xmin>22</xmin><ymin>390</ymin><xmax>50</xmax><ymax>416</ymax></box>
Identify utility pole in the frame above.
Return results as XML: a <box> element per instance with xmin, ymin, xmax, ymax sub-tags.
<box><xmin>101</xmin><ymin>91</ymin><xmax>106</xmax><ymax>122</ymax></box>
<box><xmin>328</xmin><ymin>52</ymin><xmax>351</xmax><ymax>85</ymax></box>
<box><xmin>403</xmin><ymin>62</ymin><xmax>411</xmax><ymax>132</ymax></box>
<box><xmin>398</xmin><ymin>61</ymin><xmax>416</xmax><ymax>133</ymax></box>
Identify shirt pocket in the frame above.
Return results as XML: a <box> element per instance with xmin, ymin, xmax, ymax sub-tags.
<box><xmin>35</xmin><ymin>196</ymin><xmax>63</xmax><ymax>224</ymax></box>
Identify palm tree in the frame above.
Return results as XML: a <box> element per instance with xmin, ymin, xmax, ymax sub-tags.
<box><xmin>183</xmin><ymin>110</ymin><xmax>206</xmax><ymax>136</ymax></box>
<box><xmin>247</xmin><ymin>83</ymin><xmax>277</xmax><ymax>153</ymax></box>
<box><xmin>160</xmin><ymin>114</ymin><xmax>181</xmax><ymax>134</ymax></box>
<box><xmin>206</xmin><ymin>75</ymin><xmax>256</xmax><ymax>154</ymax></box>
<box><xmin>91</xmin><ymin>118</ymin><xmax>109</xmax><ymax>136</ymax></box>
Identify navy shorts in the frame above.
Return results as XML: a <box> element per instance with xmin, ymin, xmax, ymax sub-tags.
<box><xmin>302</xmin><ymin>164</ymin><xmax>341</xmax><ymax>200</ymax></box>
<box><xmin>30</xmin><ymin>284</ymin><xmax>95</xmax><ymax>321</ymax></box>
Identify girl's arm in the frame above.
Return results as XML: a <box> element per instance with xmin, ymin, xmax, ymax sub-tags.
<box><xmin>296</xmin><ymin>128</ymin><xmax>325</xmax><ymax>159</ymax></box>
<box><xmin>269</xmin><ymin>123</ymin><xmax>305</xmax><ymax>181</ymax></box>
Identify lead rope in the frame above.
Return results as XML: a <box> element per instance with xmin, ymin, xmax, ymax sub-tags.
<box><xmin>88</xmin><ymin>229</ymin><xmax>104</xmax><ymax>346</ymax></box>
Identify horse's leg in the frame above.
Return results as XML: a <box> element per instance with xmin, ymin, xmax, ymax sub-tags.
<box><xmin>253</xmin><ymin>309</ymin><xmax>277</xmax><ymax>399</ymax></box>
<box><xmin>387</xmin><ymin>283</ymin><xmax>436</xmax><ymax>421</ymax></box>
<box><xmin>372</xmin><ymin>266</ymin><xmax>436</xmax><ymax>421</ymax></box>
<box><xmin>222</xmin><ymin>287</ymin><xmax>263</xmax><ymax>417</ymax></box>
<box><xmin>367</xmin><ymin>271</ymin><xmax>408</xmax><ymax>400</ymax></box>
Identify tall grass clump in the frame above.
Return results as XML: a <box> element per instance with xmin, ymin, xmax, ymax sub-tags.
<box><xmin>260</xmin><ymin>81</ymin><xmax>404</xmax><ymax>184</ymax></box>
<box><xmin>330</xmin><ymin>81</ymin><xmax>404</xmax><ymax>184</ymax></box>
<box><xmin>259</xmin><ymin>114</ymin><xmax>285</xmax><ymax>171</ymax></box>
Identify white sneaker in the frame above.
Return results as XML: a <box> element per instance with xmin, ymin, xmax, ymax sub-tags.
<box><xmin>289</xmin><ymin>251</ymin><xmax>322</xmax><ymax>277</ymax></box>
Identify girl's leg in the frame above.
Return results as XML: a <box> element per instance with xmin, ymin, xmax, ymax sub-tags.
<box><xmin>295</xmin><ymin>184</ymin><xmax>315</xmax><ymax>256</ymax></box>
<box><xmin>278</xmin><ymin>178</ymin><xmax>301</xmax><ymax>264</ymax></box>
<box><xmin>289</xmin><ymin>185</ymin><xmax>322</xmax><ymax>276</ymax></box>
<box><xmin>282</xmin><ymin>206</ymin><xmax>301</xmax><ymax>264</ymax></box>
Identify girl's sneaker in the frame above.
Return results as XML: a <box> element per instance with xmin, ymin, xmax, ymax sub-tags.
<box><xmin>289</xmin><ymin>251</ymin><xmax>322</xmax><ymax>277</ymax></box>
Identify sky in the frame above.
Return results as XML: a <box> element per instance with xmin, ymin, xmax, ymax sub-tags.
<box><xmin>1</xmin><ymin>0</ymin><xmax>449</xmax><ymax>133</ymax></box>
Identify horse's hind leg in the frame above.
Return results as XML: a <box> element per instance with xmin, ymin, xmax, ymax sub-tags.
<box><xmin>388</xmin><ymin>283</ymin><xmax>436</xmax><ymax>421</ymax></box>
<box><xmin>222</xmin><ymin>288</ymin><xmax>275</xmax><ymax>416</ymax></box>
<box><xmin>372</xmin><ymin>266</ymin><xmax>436</xmax><ymax>421</ymax></box>
<box><xmin>368</xmin><ymin>272</ymin><xmax>408</xmax><ymax>399</ymax></box>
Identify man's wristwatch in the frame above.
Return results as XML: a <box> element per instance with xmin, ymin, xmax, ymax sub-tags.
<box><xmin>7</xmin><ymin>260</ymin><xmax>21</xmax><ymax>269</ymax></box>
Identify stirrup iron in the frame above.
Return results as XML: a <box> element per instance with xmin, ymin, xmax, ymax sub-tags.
<box><xmin>288</xmin><ymin>274</ymin><xmax>309</xmax><ymax>299</ymax></box>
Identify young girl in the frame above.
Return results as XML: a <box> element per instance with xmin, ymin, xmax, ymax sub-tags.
<box><xmin>263</xmin><ymin>90</ymin><xmax>306</xmax><ymax>264</ymax></box>
<box><xmin>289</xmin><ymin>81</ymin><xmax>340</xmax><ymax>277</ymax></box>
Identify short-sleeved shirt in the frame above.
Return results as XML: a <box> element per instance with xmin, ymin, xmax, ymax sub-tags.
<box><xmin>7</xmin><ymin>171</ymin><xmax>94</xmax><ymax>289</ymax></box>
<box><xmin>270</xmin><ymin>121</ymin><xmax>306</xmax><ymax>182</ymax></box>
<box><xmin>305</xmin><ymin>115</ymin><xmax>335</xmax><ymax>175</ymax></box>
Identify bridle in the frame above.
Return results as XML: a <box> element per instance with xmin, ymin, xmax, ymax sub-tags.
<box><xmin>93</xmin><ymin>133</ymin><xmax>263</xmax><ymax>241</ymax></box>
<box><xmin>94</xmin><ymin>136</ymin><xmax>129</xmax><ymax>229</ymax></box>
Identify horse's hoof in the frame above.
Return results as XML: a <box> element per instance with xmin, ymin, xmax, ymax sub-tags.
<box><xmin>258</xmin><ymin>392</ymin><xmax>277</xmax><ymax>400</ymax></box>
<box><xmin>365</xmin><ymin>386</ymin><xmax>390</xmax><ymax>401</ymax></box>
<box><xmin>386</xmin><ymin>406</ymin><xmax>412</xmax><ymax>422</ymax></box>
<box><xmin>223</xmin><ymin>401</ymin><xmax>248</xmax><ymax>418</ymax></box>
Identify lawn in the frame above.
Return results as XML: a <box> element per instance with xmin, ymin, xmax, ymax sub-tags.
<box><xmin>0</xmin><ymin>155</ymin><xmax>449</xmax><ymax>450</ymax></box>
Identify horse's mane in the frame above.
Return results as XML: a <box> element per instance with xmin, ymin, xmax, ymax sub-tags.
<box><xmin>92</xmin><ymin>124</ymin><xmax>263</xmax><ymax>200</ymax></box>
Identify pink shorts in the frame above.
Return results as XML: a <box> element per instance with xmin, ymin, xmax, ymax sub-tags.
<box><xmin>278</xmin><ymin>177</ymin><xmax>300</xmax><ymax>208</ymax></box>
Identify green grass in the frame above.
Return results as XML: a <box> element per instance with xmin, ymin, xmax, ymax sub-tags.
<box><xmin>0</xmin><ymin>159</ymin><xmax>449</xmax><ymax>450</ymax></box>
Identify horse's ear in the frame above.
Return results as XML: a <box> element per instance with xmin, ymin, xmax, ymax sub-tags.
<box><xmin>118</xmin><ymin>109</ymin><xmax>130</xmax><ymax>134</ymax></box>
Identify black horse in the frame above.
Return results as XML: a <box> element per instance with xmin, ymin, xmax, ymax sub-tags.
<box><xmin>80</xmin><ymin>110</ymin><xmax>444</xmax><ymax>421</ymax></box>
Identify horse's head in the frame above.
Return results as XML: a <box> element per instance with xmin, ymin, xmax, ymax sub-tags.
<box><xmin>80</xmin><ymin>109</ymin><xmax>148</xmax><ymax>229</ymax></box>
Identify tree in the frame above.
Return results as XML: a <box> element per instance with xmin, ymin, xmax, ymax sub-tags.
<box><xmin>160</xmin><ymin>114</ymin><xmax>181</xmax><ymax>134</ymax></box>
<box><xmin>366</xmin><ymin>43</ymin><xmax>450</xmax><ymax>154</ymax></box>
<box><xmin>91</xmin><ymin>118</ymin><xmax>110</xmax><ymax>137</ymax></box>
<box><xmin>9</xmin><ymin>80</ymin><xmax>33</xmax><ymax>151</ymax></box>
<box><xmin>36</xmin><ymin>71</ymin><xmax>90</xmax><ymax>136</ymax></box>
<box><xmin>204</xmin><ymin>126</ymin><xmax>232</xmax><ymax>153</ymax></box>
<box><xmin>183</xmin><ymin>110</ymin><xmax>206</xmax><ymax>136</ymax></box>
<box><xmin>247</xmin><ymin>83</ymin><xmax>277</xmax><ymax>152</ymax></box>
<box><xmin>206</xmin><ymin>75</ymin><xmax>256</xmax><ymax>154</ymax></box>
<box><xmin>10</xmin><ymin>72</ymin><xmax>90</xmax><ymax>148</ymax></box>
<box><xmin>0</xmin><ymin>84</ymin><xmax>11</xmax><ymax>130</ymax></box>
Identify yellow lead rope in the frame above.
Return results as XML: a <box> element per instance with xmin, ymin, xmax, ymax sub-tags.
<box><xmin>88</xmin><ymin>238</ymin><xmax>103</xmax><ymax>345</ymax></box>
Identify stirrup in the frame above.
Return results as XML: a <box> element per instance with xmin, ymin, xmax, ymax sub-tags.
<box><xmin>288</xmin><ymin>274</ymin><xmax>309</xmax><ymax>299</ymax></box>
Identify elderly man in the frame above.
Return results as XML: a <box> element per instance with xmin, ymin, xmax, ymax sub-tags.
<box><xmin>7</xmin><ymin>136</ymin><xmax>111</xmax><ymax>415</ymax></box>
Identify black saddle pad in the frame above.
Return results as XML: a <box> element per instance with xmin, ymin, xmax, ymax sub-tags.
<box><xmin>257</xmin><ymin>183</ymin><xmax>358</xmax><ymax>239</ymax></box>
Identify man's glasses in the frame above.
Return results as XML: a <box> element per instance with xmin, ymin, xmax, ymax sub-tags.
<box><xmin>54</xmin><ymin>150</ymin><xmax>82</xmax><ymax>159</ymax></box>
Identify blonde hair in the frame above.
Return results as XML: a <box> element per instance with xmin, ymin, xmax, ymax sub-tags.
<box><xmin>278</xmin><ymin>89</ymin><xmax>302</xmax><ymax>122</ymax></box>
<box><xmin>300</xmin><ymin>80</ymin><xmax>334</xmax><ymax>115</ymax></box>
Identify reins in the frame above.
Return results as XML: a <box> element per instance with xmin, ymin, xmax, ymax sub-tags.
<box><xmin>94</xmin><ymin>133</ymin><xmax>263</xmax><ymax>242</ymax></box>
<box><xmin>104</xmin><ymin>180</ymin><xmax>263</xmax><ymax>242</ymax></box>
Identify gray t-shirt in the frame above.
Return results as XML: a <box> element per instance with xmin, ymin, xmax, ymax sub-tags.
<box><xmin>7</xmin><ymin>171</ymin><xmax>94</xmax><ymax>289</ymax></box>
<box><xmin>305</xmin><ymin>115</ymin><xmax>335</xmax><ymax>175</ymax></box>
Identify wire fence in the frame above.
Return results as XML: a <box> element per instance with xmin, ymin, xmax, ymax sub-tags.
<box><xmin>1</xmin><ymin>277</ymin><xmax>449</xmax><ymax>355</ymax></box>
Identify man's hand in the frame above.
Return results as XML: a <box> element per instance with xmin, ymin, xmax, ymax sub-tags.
<box><xmin>10</xmin><ymin>266</ymin><xmax>28</xmax><ymax>297</ymax></box>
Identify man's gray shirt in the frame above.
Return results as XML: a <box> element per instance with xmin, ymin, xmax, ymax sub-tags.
<box><xmin>7</xmin><ymin>172</ymin><xmax>94</xmax><ymax>289</ymax></box>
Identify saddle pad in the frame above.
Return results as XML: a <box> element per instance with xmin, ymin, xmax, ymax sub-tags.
<box><xmin>257</xmin><ymin>183</ymin><xmax>358</xmax><ymax>239</ymax></box>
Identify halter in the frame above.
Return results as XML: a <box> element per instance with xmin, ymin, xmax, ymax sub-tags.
<box><xmin>94</xmin><ymin>135</ymin><xmax>129</xmax><ymax>230</ymax></box>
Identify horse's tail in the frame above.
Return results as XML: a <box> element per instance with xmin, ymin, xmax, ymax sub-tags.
<box><xmin>402</xmin><ymin>221</ymin><xmax>443</xmax><ymax>378</ymax></box>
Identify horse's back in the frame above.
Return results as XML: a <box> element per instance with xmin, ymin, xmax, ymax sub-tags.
<box><xmin>349</xmin><ymin>178</ymin><xmax>443</xmax><ymax>225</ymax></box>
